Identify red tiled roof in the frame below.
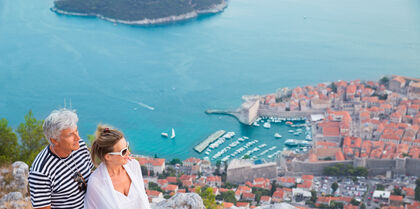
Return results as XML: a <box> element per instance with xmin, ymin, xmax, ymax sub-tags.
<box><xmin>389</xmin><ymin>195</ymin><xmax>403</xmax><ymax>202</ymax></box>
<box><xmin>137</xmin><ymin>157</ymin><xmax>165</xmax><ymax>166</ymax></box>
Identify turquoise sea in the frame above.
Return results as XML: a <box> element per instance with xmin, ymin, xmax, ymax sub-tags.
<box><xmin>1</xmin><ymin>0</ymin><xmax>419</xmax><ymax>161</ymax></box>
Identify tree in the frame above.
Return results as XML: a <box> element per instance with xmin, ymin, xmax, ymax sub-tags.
<box><xmin>376</xmin><ymin>184</ymin><xmax>385</xmax><ymax>191</ymax></box>
<box><xmin>215</xmin><ymin>160</ymin><xmax>221</xmax><ymax>175</ymax></box>
<box><xmin>360</xmin><ymin>203</ymin><xmax>366</xmax><ymax>209</ymax></box>
<box><xmin>379</xmin><ymin>76</ymin><xmax>390</xmax><ymax>87</ymax></box>
<box><xmin>350</xmin><ymin>198</ymin><xmax>360</xmax><ymax>206</ymax></box>
<box><xmin>220</xmin><ymin>191</ymin><xmax>236</xmax><ymax>204</ymax></box>
<box><xmin>310</xmin><ymin>190</ymin><xmax>317</xmax><ymax>202</ymax></box>
<box><xmin>243</xmin><ymin>155</ymin><xmax>251</xmax><ymax>159</ymax></box>
<box><xmin>270</xmin><ymin>180</ymin><xmax>277</xmax><ymax>196</ymax></box>
<box><xmin>169</xmin><ymin>158</ymin><xmax>182</xmax><ymax>165</ymax></box>
<box><xmin>141</xmin><ymin>165</ymin><xmax>148</xmax><ymax>176</ymax></box>
<box><xmin>197</xmin><ymin>186</ymin><xmax>217</xmax><ymax>209</ymax></box>
<box><xmin>16</xmin><ymin>110</ymin><xmax>48</xmax><ymax>166</ymax></box>
<box><xmin>392</xmin><ymin>187</ymin><xmax>402</xmax><ymax>196</ymax></box>
<box><xmin>330</xmin><ymin>82</ymin><xmax>337</xmax><ymax>93</ymax></box>
<box><xmin>331</xmin><ymin>182</ymin><xmax>338</xmax><ymax>194</ymax></box>
<box><xmin>87</xmin><ymin>134</ymin><xmax>95</xmax><ymax>147</ymax></box>
<box><xmin>0</xmin><ymin>118</ymin><xmax>19</xmax><ymax>165</ymax></box>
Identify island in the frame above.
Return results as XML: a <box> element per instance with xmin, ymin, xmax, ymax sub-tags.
<box><xmin>52</xmin><ymin>0</ymin><xmax>227</xmax><ymax>25</ymax></box>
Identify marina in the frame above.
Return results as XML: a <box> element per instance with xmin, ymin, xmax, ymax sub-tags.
<box><xmin>199</xmin><ymin>116</ymin><xmax>314</xmax><ymax>163</ymax></box>
<box><xmin>194</xmin><ymin>130</ymin><xmax>226</xmax><ymax>153</ymax></box>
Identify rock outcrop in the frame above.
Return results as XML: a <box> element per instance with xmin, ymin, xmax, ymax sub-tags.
<box><xmin>152</xmin><ymin>193</ymin><xmax>205</xmax><ymax>209</ymax></box>
<box><xmin>0</xmin><ymin>161</ymin><xmax>30</xmax><ymax>209</ymax></box>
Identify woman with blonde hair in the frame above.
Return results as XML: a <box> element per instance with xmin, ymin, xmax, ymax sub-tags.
<box><xmin>84</xmin><ymin>125</ymin><xmax>151</xmax><ymax>209</ymax></box>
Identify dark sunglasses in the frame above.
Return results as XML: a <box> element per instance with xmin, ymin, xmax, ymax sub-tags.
<box><xmin>73</xmin><ymin>171</ymin><xmax>87</xmax><ymax>192</ymax></box>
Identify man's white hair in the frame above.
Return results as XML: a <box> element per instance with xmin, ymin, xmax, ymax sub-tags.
<box><xmin>43</xmin><ymin>108</ymin><xmax>78</xmax><ymax>144</ymax></box>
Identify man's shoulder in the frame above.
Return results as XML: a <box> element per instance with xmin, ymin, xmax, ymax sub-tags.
<box><xmin>30</xmin><ymin>146</ymin><xmax>51</xmax><ymax>174</ymax></box>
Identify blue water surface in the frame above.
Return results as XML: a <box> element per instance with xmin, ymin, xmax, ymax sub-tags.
<box><xmin>0</xmin><ymin>0</ymin><xmax>419</xmax><ymax>161</ymax></box>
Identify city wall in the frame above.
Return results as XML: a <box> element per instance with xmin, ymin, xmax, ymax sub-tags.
<box><xmin>290</xmin><ymin>158</ymin><xmax>420</xmax><ymax>177</ymax></box>
<box><xmin>227</xmin><ymin>162</ymin><xmax>277</xmax><ymax>184</ymax></box>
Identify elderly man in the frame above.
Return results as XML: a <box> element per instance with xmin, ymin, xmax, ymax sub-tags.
<box><xmin>28</xmin><ymin>108</ymin><xmax>93</xmax><ymax>209</ymax></box>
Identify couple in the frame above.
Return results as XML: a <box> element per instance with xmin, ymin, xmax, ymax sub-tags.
<box><xmin>28</xmin><ymin>108</ymin><xmax>151</xmax><ymax>209</ymax></box>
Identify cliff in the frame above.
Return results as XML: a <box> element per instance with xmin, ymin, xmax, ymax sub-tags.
<box><xmin>52</xmin><ymin>0</ymin><xmax>227</xmax><ymax>25</ymax></box>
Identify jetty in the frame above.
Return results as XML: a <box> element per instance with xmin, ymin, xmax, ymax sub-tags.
<box><xmin>206</xmin><ymin>99</ymin><xmax>260</xmax><ymax>125</ymax></box>
<box><xmin>194</xmin><ymin>130</ymin><xmax>226</xmax><ymax>153</ymax></box>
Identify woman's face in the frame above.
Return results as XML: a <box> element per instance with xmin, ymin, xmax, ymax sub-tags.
<box><xmin>106</xmin><ymin>137</ymin><xmax>131</xmax><ymax>165</ymax></box>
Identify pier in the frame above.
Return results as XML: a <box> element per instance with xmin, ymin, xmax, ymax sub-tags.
<box><xmin>194</xmin><ymin>130</ymin><xmax>226</xmax><ymax>153</ymax></box>
<box><xmin>206</xmin><ymin>99</ymin><xmax>260</xmax><ymax>125</ymax></box>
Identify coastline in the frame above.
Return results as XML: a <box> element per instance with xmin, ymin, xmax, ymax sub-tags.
<box><xmin>51</xmin><ymin>1</ymin><xmax>227</xmax><ymax>25</ymax></box>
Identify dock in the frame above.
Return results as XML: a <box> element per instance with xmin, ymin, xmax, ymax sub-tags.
<box><xmin>194</xmin><ymin>130</ymin><xmax>226</xmax><ymax>153</ymax></box>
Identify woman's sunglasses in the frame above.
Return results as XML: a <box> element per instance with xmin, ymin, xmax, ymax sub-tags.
<box><xmin>108</xmin><ymin>142</ymin><xmax>130</xmax><ymax>157</ymax></box>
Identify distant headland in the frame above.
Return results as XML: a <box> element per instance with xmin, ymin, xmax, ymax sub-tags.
<box><xmin>51</xmin><ymin>0</ymin><xmax>227</xmax><ymax>25</ymax></box>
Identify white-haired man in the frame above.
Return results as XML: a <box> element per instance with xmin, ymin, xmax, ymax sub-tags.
<box><xmin>28</xmin><ymin>108</ymin><xmax>93</xmax><ymax>209</ymax></box>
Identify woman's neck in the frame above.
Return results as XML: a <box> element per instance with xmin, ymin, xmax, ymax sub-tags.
<box><xmin>106</xmin><ymin>162</ymin><xmax>124</xmax><ymax>177</ymax></box>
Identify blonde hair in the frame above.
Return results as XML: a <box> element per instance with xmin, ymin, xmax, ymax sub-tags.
<box><xmin>90</xmin><ymin>124</ymin><xmax>124</xmax><ymax>165</ymax></box>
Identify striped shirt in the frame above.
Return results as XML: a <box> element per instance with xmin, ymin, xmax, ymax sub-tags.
<box><xmin>28</xmin><ymin>140</ymin><xmax>93</xmax><ymax>209</ymax></box>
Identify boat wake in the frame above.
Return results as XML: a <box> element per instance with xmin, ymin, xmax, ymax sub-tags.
<box><xmin>137</xmin><ymin>102</ymin><xmax>155</xmax><ymax>110</ymax></box>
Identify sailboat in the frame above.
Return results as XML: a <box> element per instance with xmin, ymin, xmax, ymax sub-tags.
<box><xmin>170</xmin><ymin>128</ymin><xmax>175</xmax><ymax>139</ymax></box>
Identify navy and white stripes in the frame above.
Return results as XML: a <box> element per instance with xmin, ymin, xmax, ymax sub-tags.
<box><xmin>29</xmin><ymin>141</ymin><xmax>93</xmax><ymax>209</ymax></box>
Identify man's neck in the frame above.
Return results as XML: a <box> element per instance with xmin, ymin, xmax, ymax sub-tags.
<box><xmin>50</xmin><ymin>145</ymin><xmax>71</xmax><ymax>158</ymax></box>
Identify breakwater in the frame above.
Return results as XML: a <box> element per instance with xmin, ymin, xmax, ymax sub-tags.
<box><xmin>194</xmin><ymin>130</ymin><xmax>226</xmax><ymax>153</ymax></box>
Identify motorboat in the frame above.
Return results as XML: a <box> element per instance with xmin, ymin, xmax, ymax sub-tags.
<box><xmin>274</xmin><ymin>133</ymin><xmax>282</xmax><ymax>138</ymax></box>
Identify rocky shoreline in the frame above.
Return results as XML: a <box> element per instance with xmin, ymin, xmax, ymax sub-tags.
<box><xmin>51</xmin><ymin>1</ymin><xmax>227</xmax><ymax>26</ymax></box>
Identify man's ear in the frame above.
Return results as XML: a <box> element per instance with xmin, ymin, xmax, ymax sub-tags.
<box><xmin>50</xmin><ymin>138</ymin><xmax>58</xmax><ymax>146</ymax></box>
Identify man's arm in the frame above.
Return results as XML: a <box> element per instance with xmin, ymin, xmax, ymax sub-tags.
<box><xmin>28</xmin><ymin>171</ymin><xmax>52</xmax><ymax>209</ymax></box>
<box><xmin>34</xmin><ymin>206</ymin><xmax>51</xmax><ymax>209</ymax></box>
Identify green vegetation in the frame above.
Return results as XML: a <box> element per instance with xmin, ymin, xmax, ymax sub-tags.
<box><xmin>252</xmin><ymin>187</ymin><xmax>270</xmax><ymax>203</ymax></box>
<box><xmin>392</xmin><ymin>187</ymin><xmax>402</xmax><ymax>196</ymax></box>
<box><xmin>216</xmin><ymin>191</ymin><xmax>236</xmax><ymax>204</ymax></box>
<box><xmin>376</xmin><ymin>184</ymin><xmax>385</xmax><ymax>191</ymax></box>
<box><xmin>350</xmin><ymin>198</ymin><xmax>360</xmax><ymax>206</ymax></box>
<box><xmin>168</xmin><ymin>158</ymin><xmax>182</xmax><ymax>165</ymax></box>
<box><xmin>0</xmin><ymin>110</ymin><xmax>48</xmax><ymax>166</ymax></box>
<box><xmin>54</xmin><ymin>0</ymin><xmax>225</xmax><ymax>23</ymax></box>
<box><xmin>323</xmin><ymin>164</ymin><xmax>368</xmax><ymax>177</ymax></box>
<box><xmin>196</xmin><ymin>186</ymin><xmax>217</xmax><ymax>209</ymax></box>
<box><xmin>148</xmin><ymin>182</ymin><xmax>163</xmax><ymax>193</ymax></box>
<box><xmin>379</xmin><ymin>76</ymin><xmax>390</xmax><ymax>87</ymax></box>
<box><xmin>331</xmin><ymin>182</ymin><xmax>338</xmax><ymax>194</ymax></box>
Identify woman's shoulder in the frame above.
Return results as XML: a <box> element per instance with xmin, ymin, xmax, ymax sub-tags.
<box><xmin>127</xmin><ymin>159</ymin><xmax>140</xmax><ymax>169</ymax></box>
<box><xmin>89</xmin><ymin>163</ymin><xmax>107</xmax><ymax>183</ymax></box>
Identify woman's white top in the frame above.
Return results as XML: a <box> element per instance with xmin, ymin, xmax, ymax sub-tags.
<box><xmin>84</xmin><ymin>160</ymin><xmax>151</xmax><ymax>209</ymax></box>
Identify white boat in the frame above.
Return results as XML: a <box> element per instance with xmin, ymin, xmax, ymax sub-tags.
<box><xmin>161</xmin><ymin>132</ymin><xmax>168</xmax><ymax>137</ymax></box>
<box><xmin>285</xmin><ymin>139</ymin><xmax>298</xmax><ymax>146</ymax></box>
<box><xmin>253</xmin><ymin>121</ymin><xmax>260</xmax><ymax>127</ymax></box>
<box><xmin>288</xmin><ymin>130</ymin><xmax>294</xmax><ymax>133</ymax></box>
<box><xmin>170</xmin><ymin>128</ymin><xmax>175</xmax><ymax>139</ymax></box>
<box><xmin>274</xmin><ymin>133</ymin><xmax>282</xmax><ymax>138</ymax></box>
<box><xmin>263</xmin><ymin>122</ymin><xmax>271</xmax><ymax>129</ymax></box>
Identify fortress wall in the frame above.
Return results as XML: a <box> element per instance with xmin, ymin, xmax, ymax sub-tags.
<box><xmin>406</xmin><ymin>159</ymin><xmax>420</xmax><ymax>176</ymax></box>
<box><xmin>226</xmin><ymin>163</ymin><xmax>277</xmax><ymax>184</ymax></box>
<box><xmin>291</xmin><ymin>160</ymin><xmax>353</xmax><ymax>175</ymax></box>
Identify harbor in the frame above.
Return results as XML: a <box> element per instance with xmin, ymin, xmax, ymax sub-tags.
<box><xmin>194</xmin><ymin>130</ymin><xmax>226</xmax><ymax>153</ymax></box>
<box><xmin>194</xmin><ymin>116</ymin><xmax>314</xmax><ymax>163</ymax></box>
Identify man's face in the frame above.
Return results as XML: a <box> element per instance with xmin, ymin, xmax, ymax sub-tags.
<box><xmin>56</xmin><ymin>126</ymin><xmax>80</xmax><ymax>152</ymax></box>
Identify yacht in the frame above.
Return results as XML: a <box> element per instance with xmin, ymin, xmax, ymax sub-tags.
<box><xmin>263</xmin><ymin>122</ymin><xmax>271</xmax><ymax>128</ymax></box>
<box><xmin>274</xmin><ymin>133</ymin><xmax>282</xmax><ymax>138</ymax></box>
<box><xmin>161</xmin><ymin>132</ymin><xmax>168</xmax><ymax>137</ymax></box>
<box><xmin>285</xmin><ymin>139</ymin><xmax>298</xmax><ymax>146</ymax></box>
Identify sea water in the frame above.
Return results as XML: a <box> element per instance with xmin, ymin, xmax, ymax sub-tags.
<box><xmin>0</xmin><ymin>0</ymin><xmax>419</xmax><ymax>161</ymax></box>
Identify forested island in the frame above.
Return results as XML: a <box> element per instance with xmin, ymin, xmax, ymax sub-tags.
<box><xmin>52</xmin><ymin>0</ymin><xmax>227</xmax><ymax>25</ymax></box>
